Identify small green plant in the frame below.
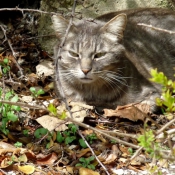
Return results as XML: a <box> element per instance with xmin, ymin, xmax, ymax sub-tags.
<box><xmin>56</xmin><ymin>124</ymin><xmax>98</xmax><ymax>147</ymax></box>
<box><xmin>76</xmin><ymin>156</ymin><xmax>95</xmax><ymax>170</ymax></box>
<box><xmin>0</xmin><ymin>88</ymin><xmax>21</xmax><ymax>135</ymax></box>
<box><xmin>86</xmin><ymin>133</ymin><xmax>97</xmax><ymax>144</ymax></box>
<box><xmin>34</xmin><ymin>128</ymin><xmax>53</xmax><ymax>148</ymax></box>
<box><xmin>128</xmin><ymin>148</ymin><xmax>134</xmax><ymax>155</ymax></box>
<box><xmin>0</xmin><ymin>58</ymin><xmax>10</xmax><ymax>75</ymax></box>
<box><xmin>56</xmin><ymin>124</ymin><xmax>78</xmax><ymax>145</ymax></box>
<box><xmin>34</xmin><ymin>128</ymin><xmax>49</xmax><ymax>139</ymax></box>
<box><xmin>30</xmin><ymin>87</ymin><xmax>45</xmax><ymax>98</ymax></box>
<box><xmin>23</xmin><ymin>129</ymin><xmax>29</xmax><ymax>136</ymax></box>
<box><xmin>14</xmin><ymin>141</ymin><xmax>23</xmax><ymax>148</ymax></box>
<box><xmin>138</xmin><ymin>130</ymin><xmax>155</xmax><ymax>156</ymax></box>
<box><xmin>150</xmin><ymin>69</ymin><xmax>175</xmax><ymax>113</ymax></box>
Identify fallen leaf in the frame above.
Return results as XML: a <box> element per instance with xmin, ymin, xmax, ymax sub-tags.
<box><xmin>18</xmin><ymin>165</ymin><xmax>35</xmax><ymax>174</ymax></box>
<box><xmin>79</xmin><ymin>167</ymin><xmax>100</xmax><ymax>175</ymax></box>
<box><xmin>104</xmin><ymin>103</ymin><xmax>150</xmax><ymax>121</ymax></box>
<box><xmin>103</xmin><ymin>145</ymin><xmax>120</xmax><ymax>164</ymax></box>
<box><xmin>36</xmin><ymin>152</ymin><xmax>57</xmax><ymax>165</ymax></box>
<box><xmin>37</xmin><ymin>102</ymin><xmax>93</xmax><ymax>132</ymax></box>
<box><xmin>36</xmin><ymin>115</ymin><xmax>68</xmax><ymax>131</ymax></box>
<box><xmin>76</xmin><ymin>148</ymin><xmax>91</xmax><ymax>158</ymax></box>
<box><xmin>36</xmin><ymin>60</ymin><xmax>54</xmax><ymax>76</ymax></box>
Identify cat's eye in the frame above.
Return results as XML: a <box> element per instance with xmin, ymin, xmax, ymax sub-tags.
<box><xmin>68</xmin><ymin>51</ymin><xmax>79</xmax><ymax>58</ymax></box>
<box><xmin>94</xmin><ymin>52</ymin><xmax>106</xmax><ymax>60</ymax></box>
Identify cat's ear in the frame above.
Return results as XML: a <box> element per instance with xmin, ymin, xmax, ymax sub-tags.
<box><xmin>52</xmin><ymin>15</ymin><xmax>77</xmax><ymax>39</ymax></box>
<box><xmin>100</xmin><ymin>14</ymin><xmax>127</xmax><ymax>42</ymax></box>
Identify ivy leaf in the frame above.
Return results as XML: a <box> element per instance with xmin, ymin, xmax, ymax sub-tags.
<box><xmin>7</xmin><ymin>111</ymin><xmax>18</xmax><ymax>122</ymax></box>
<box><xmin>79</xmin><ymin>139</ymin><xmax>87</xmax><ymax>148</ymax></box>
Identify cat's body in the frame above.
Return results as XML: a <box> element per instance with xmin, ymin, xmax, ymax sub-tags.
<box><xmin>52</xmin><ymin>8</ymin><xmax>175</xmax><ymax>111</ymax></box>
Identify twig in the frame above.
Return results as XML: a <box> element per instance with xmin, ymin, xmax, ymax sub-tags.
<box><xmin>156</xmin><ymin>128</ymin><xmax>175</xmax><ymax>139</ymax></box>
<box><xmin>156</xmin><ymin>117</ymin><xmax>175</xmax><ymax>135</ymax></box>
<box><xmin>138</xmin><ymin>23</ymin><xmax>175</xmax><ymax>34</ymax></box>
<box><xmin>101</xmin><ymin>130</ymin><xmax>138</xmax><ymax>139</ymax></box>
<box><xmin>0</xmin><ymin>7</ymin><xmax>61</xmax><ymax>16</ymax></box>
<box><xmin>79</xmin><ymin>132</ymin><xmax>110</xmax><ymax>175</ymax></box>
<box><xmin>0</xmin><ymin>100</ymin><xmax>47</xmax><ymax>110</ymax></box>
<box><xmin>127</xmin><ymin>146</ymin><xmax>143</xmax><ymax>165</ymax></box>
<box><xmin>68</xmin><ymin>117</ymin><xmax>139</xmax><ymax>149</ymax></box>
<box><xmin>0</xmin><ymin>25</ymin><xmax>23</xmax><ymax>76</ymax></box>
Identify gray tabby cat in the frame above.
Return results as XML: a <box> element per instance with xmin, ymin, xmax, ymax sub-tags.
<box><xmin>52</xmin><ymin>8</ymin><xmax>175</xmax><ymax>112</ymax></box>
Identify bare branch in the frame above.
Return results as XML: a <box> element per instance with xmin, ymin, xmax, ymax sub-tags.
<box><xmin>0</xmin><ymin>25</ymin><xmax>23</xmax><ymax>76</ymax></box>
<box><xmin>138</xmin><ymin>23</ymin><xmax>175</xmax><ymax>34</ymax></box>
<box><xmin>0</xmin><ymin>7</ymin><xmax>61</xmax><ymax>16</ymax></box>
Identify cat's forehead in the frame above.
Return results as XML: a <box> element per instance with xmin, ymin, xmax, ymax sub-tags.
<box><xmin>74</xmin><ymin>20</ymin><xmax>103</xmax><ymax>37</ymax></box>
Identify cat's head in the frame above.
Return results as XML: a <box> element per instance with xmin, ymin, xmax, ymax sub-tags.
<box><xmin>52</xmin><ymin>14</ymin><xmax>127</xmax><ymax>84</ymax></box>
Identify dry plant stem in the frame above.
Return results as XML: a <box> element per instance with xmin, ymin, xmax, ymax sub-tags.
<box><xmin>68</xmin><ymin>117</ymin><xmax>139</xmax><ymax>149</ymax></box>
<box><xmin>0</xmin><ymin>169</ymin><xmax>7</xmax><ymax>175</ymax></box>
<box><xmin>0</xmin><ymin>7</ymin><xmax>60</xmax><ymax>16</ymax></box>
<box><xmin>54</xmin><ymin>0</ymin><xmax>76</xmax><ymax>119</ymax></box>
<box><xmin>102</xmin><ymin>130</ymin><xmax>137</xmax><ymax>139</ymax></box>
<box><xmin>167</xmin><ymin>136</ymin><xmax>174</xmax><ymax>153</ymax></box>
<box><xmin>36</xmin><ymin>131</ymin><xmax>49</xmax><ymax>144</ymax></box>
<box><xmin>156</xmin><ymin>117</ymin><xmax>175</xmax><ymax>135</ymax></box>
<box><xmin>138</xmin><ymin>23</ymin><xmax>175</xmax><ymax>34</ymax></box>
<box><xmin>0</xmin><ymin>25</ymin><xmax>23</xmax><ymax>76</ymax></box>
<box><xmin>0</xmin><ymin>99</ymin><xmax>139</xmax><ymax>149</ymax></box>
<box><xmin>0</xmin><ymin>100</ymin><xmax>47</xmax><ymax>110</ymax></box>
<box><xmin>79</xmin><ymin>132</ymin><xmax>110</xmax><ymax>175</ymax></box>
<box><xmin>129</xmin><ymin>146</ymin><xmax>143</xmax><ymax>163</ymax></box>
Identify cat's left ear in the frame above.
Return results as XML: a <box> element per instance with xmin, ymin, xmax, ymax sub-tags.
<box><xmin>100</xmin><ymin>14</ymin><xmax>127</xmax><ymax>42</ymax></box>
<box><xmin>52</xmin><ymin>15</ymin><xmax>77</xmax><ymax>39</ymax></box>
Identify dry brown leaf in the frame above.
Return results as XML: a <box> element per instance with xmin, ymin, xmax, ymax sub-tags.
<box><xmin>76</xmin><ymin>148</ymin><xmax>91</xmax><ymax>158</ymax></box>
<box><xmin>0</xmin><ymin>141</ymin><xmax>16</xmax><ymax>149</ymax></box>
<box><xmin>104</xmin><ymin>103</ymin><xmax>150</xmax><ymax>121</ymax></box>
<box><xmin>18</xmin><ymin>165</ymin><xmax>35</xmax><ymax>174</ymax></box>
<box><xmin>36</xmin><ymin>115</ymin><xmax>68</xmax><ymax>131</ymax></box>
<box><xmin>103</xmin><ymin>145</ymin><xmax>120</xmax><ymax>164</ymax></box>
<box><xmin>79</xmin><ymin>167</ymin><xmax>100</xmax><ymax>175</ymax></box>
<box><xmin>36</xmin><ymin>60</ymin><xmax>54</xmax><ymax>77</ymax></box>
<box><xmin>1</xmin><ymin>157</ymin><xmax>12</xmax><ymax>168</ymax></box>
<box><xmin>36</xmin><ymin>152</ymin><xmax>57</xmax><ymax>165</ymax></box>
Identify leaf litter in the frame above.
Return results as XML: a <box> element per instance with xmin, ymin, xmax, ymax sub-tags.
<box><xmin>0</xmin><ymin>9</ymin><xmax>174</xmax><ymax>175</ymax></box>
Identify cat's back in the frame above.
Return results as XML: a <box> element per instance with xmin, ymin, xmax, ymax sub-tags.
<box><xmin>97</xmin><ymin>8</ymin><xmax>175</xmax><ymax>79</ymax></box>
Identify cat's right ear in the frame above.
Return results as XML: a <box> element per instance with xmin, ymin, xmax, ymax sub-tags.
<box><xmin>100</xmin><ymin>14</ymin><xmax>127</xmax><ymax>42</ymax></box>
<box><xmin>51</xmin><ymin>15</ymin><xmax>77</xmax><ymax>39</ymax></box>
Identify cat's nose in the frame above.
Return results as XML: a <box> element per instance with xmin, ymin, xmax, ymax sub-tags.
<box><xmin>81</xmin><ymin>68</ymin><xmax>92</xmax><ymax>75</ymax></box>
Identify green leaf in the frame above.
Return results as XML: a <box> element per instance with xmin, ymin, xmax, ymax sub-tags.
<box><xmin>59</xmin><ymin>111</ymin><xmax>67</xmax><ymax>120</ymax></box>
<box><xmin>79</xmin><ymin>139</ymin><xmax>87</xmax><ymax>148</ymax></box>
<box><xmin>34</xmin><ymin>128</ymin><xmax>49</xmax><ymax>139</ymax></box>
<box><xmin>23</xmin><ymin>130</ymin><xmax>29</xmax><ymax>136</ymax></box>
<box><xmin>11</xmin><ymin>94</ymin><xmax>18</xmax><ymax>102</ymax></box>
<box><xmin>48</xmin><ymin>103</ymin><xmax>57</xmax><ymax>116</ymax></box>
<box><xmin>70</xmin><ymin>124</ymin><xmax>78</xmax><ymax>135</ymax></box>
<box><xmin>65</xmin><ymin>136</ymin><xmax>76</xmax><ymax>145</ymax></box>
<box><xmin>56</xmin><ymin>131</ymin><xmax>64</xmax><ymax>143</ymax></box>
<box><xmin>14</xmin><ymin>142</ymin><xmax>22</xmax><ymax>148</ymax></box>
<box><xmin>7</xmin><ymin>111</ymin><xmax>18</xmax><ymax>122</ymax></box>
<box><xmin>30</xmin><ymin>87</ymin><xmax>36</xmax><ymax>93</ymax></box>
<box><xmin>3</xmin><ymin>58</ymin><xmax>9</xmax><ymax>64</ymax></box>
<box><xmin>87</xmin><ymin>164</ymin><xmax>95</xmax><ymax>170</ymax></box>
<box><xmin>5</xmin><ymin>91</ymin><xmax>13</xmax><ymax>100</ymax></box>
<box><xmin>37</xmin><ymin>89</ymin><xmax>45</xmax><ymax>95</ymax></box>
<box><xmin>75</xmin><ymin>163</ymin><xmax>83</xmax><ymax>167</ymax></box>
<box><xmin>12</xmin><ymin>105</ymin><xmax>21</xmax><ymax>111</ymax></box>
<box><xmin>87</xmin><ymin>156</ymin><xmax>95</xmax><ymax>162</ymax></box>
